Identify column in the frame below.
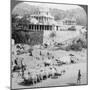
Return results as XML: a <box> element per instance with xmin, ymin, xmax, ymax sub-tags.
<box><xmin>36</xmin><ymin>25</ymin><xmax>37</xmax><ymax>31</ymax></box>
<box><xmin>43</xmin><ymin>25</ymin><xmax>44</xmax><ymax>30</ymax></box>
<box><xmin>46</xmin><ymin>25</ymin><xmax>47</xmax><ymax>30</ymax></box>
<box><xmin>40</xmin><ymin>25</ymin><xmax>41</xmax><ymax>31</ymax></box>
<box><xmin>30</xmin><ymin>25</ymin><xmax>32</xmax><ymax>30</ymax></box>
<box><xmin>43</xmin><ymin>25</ymin><xmax>45</xmax><ymax>30</ymax></box>
<box><xmin>45</xmin><ymin>25</ymin><xmax>46</xmax><ymax>30</ymax></box>
<box><xmin>36</xmin><ymin>25</ymin><xmax>38</xmax><ymax>31</ymax></box>
<box><xmin>51</xmin><ymin>26</ymin><xmax>52</xmax><ymax>30</ymax></box>
<box><xmin>49</xmin><ymin>26</ymin><xmax>50</xmax><ymax>31</ymax></box>
<box><xmin>37</xmin><ymin>25</ymin><xmax>39</xmax><ymax>31</ymax></box>
<box><xmin>49</xmin><ymin>26</ymin><xmax>51</xmax><ymax>30</ymax></box>
<box><xmin>44</xmin><ymin>25</ymin><xmax>46</xmax><ymax>30</ymax></box>
<box><xmin>42</xmin><ymin>25</ymin><xmax>43</xmax><ymax>30</ymax></box>
<box><xmin>29</xmin><ymin>25</ymin><xmax>31</xmax><ymax>30</ymax></box>
<box><xmin>32</xmin><ymin>25</ymin><xmax>33</xmax><ymax>31</ymax></box>
<box><xmin>38</xmin><ymin>25</ymin><xmax>40</xmax><ymax>31</ymax></box>
<box><xmin>34</xmin><ymin>25</ymin><xmax>35</xmax><ymax>31</ymax></box>
<box><xmin>41</xmin><ymin>25</ymin><xmax>42</xmax><ymax>31</ymax></box>
<box><xmin>47</xmin><ymin>25</ymin><xmax>48</xmax><ymax>30</ymax></box>
<box><xmin>35</xmin><ymin>25</ymin><xmax>36</xmax><ymax>31</ymax></box>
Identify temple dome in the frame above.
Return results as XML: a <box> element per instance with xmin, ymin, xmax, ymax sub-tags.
<box><xmin>30</xmin><ymin>18</ymin><xmax>38</xmax><ymax>24</ymax></box>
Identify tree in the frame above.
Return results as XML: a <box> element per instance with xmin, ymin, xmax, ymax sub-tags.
<box><xmin>18</xmin><ymin>16</ymin><xmax>30</xmax><ymax>30</ymax></box>
<box><xmin>49</xmin><ymin>31</ymin><xmax>56</xmax><ymax>46</ymax></box>
<box><xmin>49</xmin><ymin>31</ymin><xmax>56</xmax><ymax>38</ymax></box>
<box><xmin>12</xmin><ymin>14</ymin><xmax>30</xmax><ymax>43</ymax></box>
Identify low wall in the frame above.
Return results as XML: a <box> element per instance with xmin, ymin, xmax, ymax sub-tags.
<box><xmin>43</xmin><ymin>30</ymin><xmax>80</xmax><ymax>44</ymax></box>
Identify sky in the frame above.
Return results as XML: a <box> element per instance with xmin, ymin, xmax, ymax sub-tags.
<box><xmin>15</xmin><ymin>0</ymin><xmax>82</xmax><ymax>11</ymax></box>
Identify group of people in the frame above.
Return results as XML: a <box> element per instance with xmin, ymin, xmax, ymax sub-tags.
<box><xmin>12</xmin><ymin>44</ymin><xmax>82</xmax><ymax>85</ymax></box>
<box><xmin>12</xmin><ymin>57</ymin><xmax>27</xmax><ymax>78</ymax></box>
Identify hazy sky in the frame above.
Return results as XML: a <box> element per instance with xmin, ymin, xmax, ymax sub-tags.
<box><xmin>17</xmin><ymin>0</ymin><xmax>82</xmax><ymax>11</ymax></box>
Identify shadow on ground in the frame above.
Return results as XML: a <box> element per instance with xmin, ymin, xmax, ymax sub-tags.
<box><xmin>18</xmin><ymin>81</ymin><xmax>33</xmax><ymax>86</ymax></box>
<box><xmin>67</xmin><ymin>83</ymin><xmax>78</xmax><ymax>86</ymax></box>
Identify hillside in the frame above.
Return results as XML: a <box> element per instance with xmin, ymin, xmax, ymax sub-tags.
<box><xmin>12</xmin><ymin>2</ymin><xmax>87</xmax><ymax>26</ymax></box>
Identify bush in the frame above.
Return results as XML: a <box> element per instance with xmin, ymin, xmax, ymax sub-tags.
<box><xmin>68</xmin><ymin>38</ymin><xmax>87</xmax><ymax>51</ymax></box>
<box><xmin>68</xmin><ymin>26</ymin><xmax>76</xmax><ymax>31</ymax></box>
<box><xmin>70</xmin><ymin>43</ymin><xmax>82</xmax><ymax>51</ymax></box>
<box><xmin>59</xmin><ymin>37</ymin><xmax>87</xmax><ymax>51</ymax></box>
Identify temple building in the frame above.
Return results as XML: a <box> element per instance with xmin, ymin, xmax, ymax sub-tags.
<box><xmin>12</xmin><ymin>7</ymin><xmax>78</xmax><ymax>46</ymax></box>
<box><xmin>29</xmin><ymin>8</ymin><xmax>57</xmax><ymax>31</ymax></box>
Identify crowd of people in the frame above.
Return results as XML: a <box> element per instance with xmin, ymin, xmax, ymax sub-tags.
<box><xmin>11</xmin><ymin>44</ymin><xmax>80</xmax><ymax>85</ymax></box>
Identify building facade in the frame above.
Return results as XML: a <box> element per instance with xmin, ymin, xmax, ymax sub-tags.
<box><xmin>28</xmin><ymin>8</ymin><xmax>57</xmax><ymax>31</ymax></box>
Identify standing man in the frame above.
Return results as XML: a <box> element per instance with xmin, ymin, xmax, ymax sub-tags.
<box><xmin>77</xmin><ymin>69</ymin><xmax>81</xmax><ymax>84</ymax></box>
<box><xmin>21</xmin><ymin>59</ymin><xmax>26</xmax><ymax>78</ymax></box>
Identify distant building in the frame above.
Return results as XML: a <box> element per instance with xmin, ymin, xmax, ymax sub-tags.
<box><xmin>56</xmin><ymin>17</ymin><xmax>77</xmax><ymax>31</ymax></box>
<box><xmin>61</xmin><ymin>18</ymin><xmax>76</xmax><ymax>25</ymax></box>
